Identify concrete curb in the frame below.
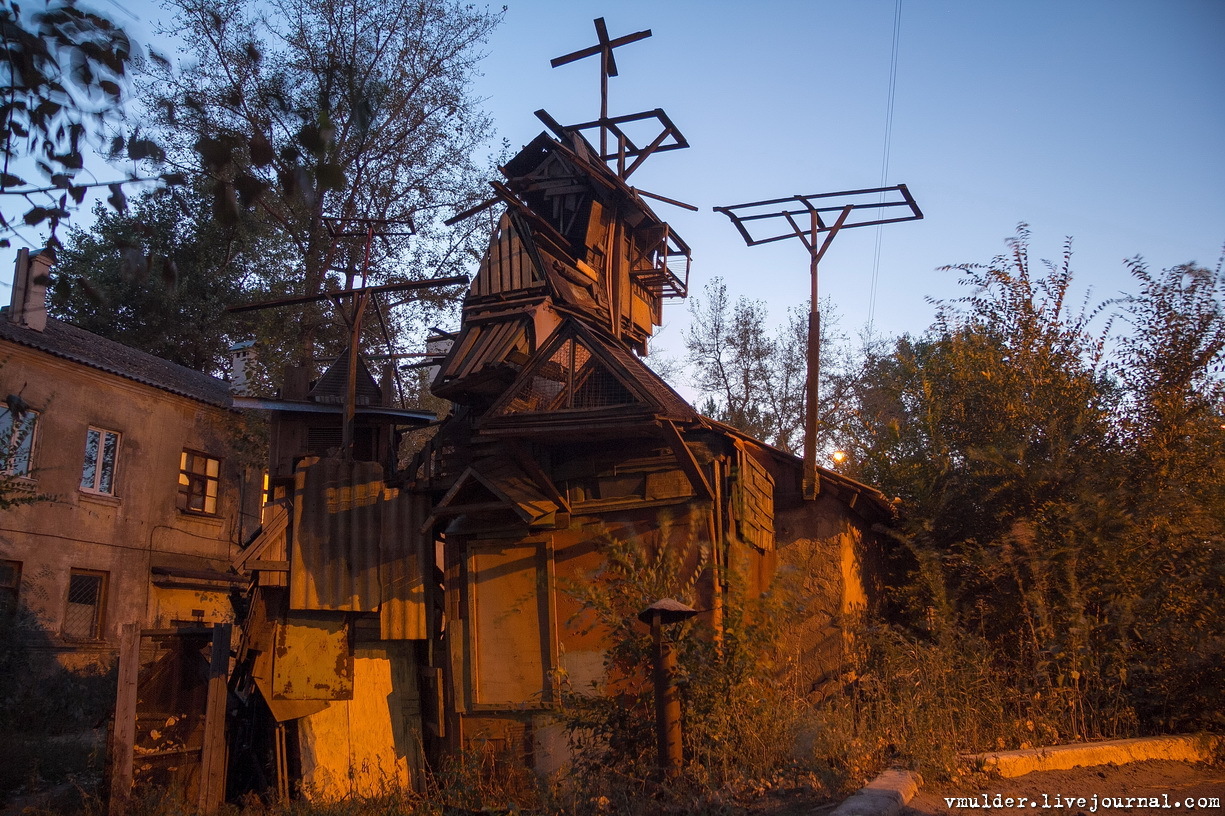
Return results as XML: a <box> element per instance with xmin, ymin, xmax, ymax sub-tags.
<box><xmin>963</xmin><ymin>734</ymin><xmax>1223</xmax><ymax>779</ymax></box>
<box><xmin>825</xmin><ymin>734</ymin><xmax>1221</xmax><ymax>816</ymax></box>
<box><xmin>830</xmin><ymin>769</ymin><xmax>924</xmax><ymax>816</ymax></box>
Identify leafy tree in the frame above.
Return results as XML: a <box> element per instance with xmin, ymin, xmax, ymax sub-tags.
<box><xmin>145</xmin><ymin>0</ymin><xmax>502</xmax><ymax>364</ymax></box>
<box><xmin>683</xmin><ymin>277</ymin><xmax>849</xmax><ymax>454</ymax></box>
<box><xmin>837</xmin><ymin>226</ymin><xmax>1225</xmax><ymax>734</ymax></box>
<box><xmin>0</xmin><ymin>0</ymin><xmax>168</xmax><ymax>245</ymax></box>
<box><xmin>47</xmin><ymin>186</ymin><xmax>295</xmax><ymax>374</ymax></box>
<box><xmin>1108</xmin><ymin>257</ymin><xmax>1225</xmax><ymax>728</ymax></box>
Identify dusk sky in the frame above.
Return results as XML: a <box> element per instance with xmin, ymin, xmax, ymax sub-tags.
<box><xmin>5</xmin><ymin>0</ymin><xmax>1223</xmax><ymax>362</ymax></box>
<box><xmin>474</xmin><ymin>0</ymin><xmax>1225</xmax><ymax>356</ymax></box>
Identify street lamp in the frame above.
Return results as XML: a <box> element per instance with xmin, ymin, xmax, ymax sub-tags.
<box><xmin>637</xmin><ymin>598</ymin><xmax>698</xmax><ymax>780</ymax></box>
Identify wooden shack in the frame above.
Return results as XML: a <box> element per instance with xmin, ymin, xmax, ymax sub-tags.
<box><xmin>221</xmin><ymin>19</ymin><xmax>896</xmax><ymax>796</ymax></box>
<box><xmin>409</xmin><ymin>119</ymin><xmax>895</xmax><ymax>774</ymax></box>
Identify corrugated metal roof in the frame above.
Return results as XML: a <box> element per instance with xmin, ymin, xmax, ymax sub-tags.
<box><xmin>0</xmin><ymin>315</ymin><xmax>232</xmax><ymax>407</ymax></box>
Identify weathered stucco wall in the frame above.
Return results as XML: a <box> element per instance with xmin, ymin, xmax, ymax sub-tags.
<box><xmin>0</xmin><ymin>344</ymin><xmax>259</xmax><ymax>668</ymax></box>
<box><xmin>773</xmin><ymin>495</ymin><xmax>871</xmax><ymax>693</ymax></box>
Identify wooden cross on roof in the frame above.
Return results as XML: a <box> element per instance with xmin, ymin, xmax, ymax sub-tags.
<box><xmin>548</xmin><ymin>18</ymin><xmax>661</xmax><ymax>162</ymax></box>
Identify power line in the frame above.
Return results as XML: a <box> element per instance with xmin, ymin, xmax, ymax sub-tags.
<box><xmin>868</xmin><ymin>0</ymin><xmax>903</xmax><ymax>330</ymax></box>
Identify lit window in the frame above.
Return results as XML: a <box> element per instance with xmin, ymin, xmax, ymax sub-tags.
<box><xmin>0</xmin><ymin>408</ymin><xmax>37</xmax><ymax>476</ymax></box>
<box><xmin>63</xmin><ymin>569</ymin><xmax>107</xmax><ymax>640</ymax></box>
<box><xmin>0</xmin><ymin>560</ymin><xmax>20</xmax><ymax>616</ymax></box>
<box><xmin>80</xmin><ymin>427</ymin><xmax>120</xmax><ymax>494</ymax></box>
<box><xmin>178</xmin><ymin>450</ymin><xmax>220</xmax><ymax>515</ymax></box>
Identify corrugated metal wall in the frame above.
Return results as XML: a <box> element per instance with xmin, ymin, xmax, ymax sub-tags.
<box><xmin>289</xmin><ymin>457</ymin><xmax>427</xmax><ymax>639</ymax></box>
<box><xmin>380</xmin><ymin>490</ymin><xmax>429</xmax><ymax>640</ymax></box>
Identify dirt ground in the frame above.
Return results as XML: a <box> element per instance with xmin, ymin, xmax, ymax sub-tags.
<box><xmin>905</xmin><ymin>760</ymin><xmax>1225</xmax><ymax>816</ymax></box>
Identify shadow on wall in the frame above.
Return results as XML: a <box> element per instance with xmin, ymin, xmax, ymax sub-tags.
<box><xmin>0</xmin><ymin>604</ymin><xmax>117</xmax><ymax>805</ymax></box>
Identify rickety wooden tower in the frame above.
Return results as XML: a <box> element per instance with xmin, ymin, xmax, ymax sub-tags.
<box><xmin>715</xmin><ymin>186</ymin><xmax>922</xmax><ymax>498</ymax></box>
<box><xmin>412</xmin><ymin>17</ymin><xmax>897</xmax><ymax>775</ymax></box>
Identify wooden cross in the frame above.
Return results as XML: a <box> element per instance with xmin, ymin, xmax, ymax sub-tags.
<box><xmin>550</xmin><ymin>18</ymin><xmax>652</xmax><ymax>155</ymax></box>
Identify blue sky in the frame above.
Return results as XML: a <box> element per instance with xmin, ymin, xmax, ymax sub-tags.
<box><xmin>475</xmin><ymin>0</ymin><xmax>1225</xmax><ymax>352</ymax></box>
<box><xmin>4</xmin><ymin>0</ymin><xmax>1223</xmax><ymax>359</ymax></box>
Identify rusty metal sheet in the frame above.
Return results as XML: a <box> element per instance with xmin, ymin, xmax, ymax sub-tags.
<box><xmin>272</xmin><ymin>611</ymin><xmax>353</xmax><ymax>701</ymax></box>
<box><xmin>290</xmin><ymin>457</ymin><xmax>384</xmax><ymax>611</ymax></box>
<box><xmin>379</xmin><ymin>490</ymin><xmax>429</xmax><ymax>640</ymax></box>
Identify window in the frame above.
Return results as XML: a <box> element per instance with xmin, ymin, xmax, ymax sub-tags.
<box><xmin>178</xmin><ymin>450</ymin><xmax>220</xmax><ymax>515</ymax></box>
<box><xmin>63</xmin><ymin>569</ymin><xmax>107</xmax><ymax>640</ymax></box>
<box><xmin>80</xmin><ymin>427</ymin><xmax>120</xmax><ymax>494</ymax></box>
<box><xmin>0</xmin><ymin>560</ymin><xmax>19</xmax><ymax>616</ymax></box>
<box><xmin>0</xmin><ymin>408</ymin><xmax>37</xmax><ymax>476</ymax></box>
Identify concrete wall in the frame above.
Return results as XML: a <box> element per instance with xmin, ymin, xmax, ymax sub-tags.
<box><xmin>774</xmin><ymin>495</ymin><xmax>872</xmax><ymax>693</ymax></box>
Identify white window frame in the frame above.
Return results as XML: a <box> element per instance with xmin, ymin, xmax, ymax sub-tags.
<box><xmin>80</xmin><ymin>427</ymin><xmax>121</xmax><ymax>495</ymax></box>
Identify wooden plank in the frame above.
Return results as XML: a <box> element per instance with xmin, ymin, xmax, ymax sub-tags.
<box><xmin>197</xmin><ymin>623</ymin><xmax>232</xmax><ymax>814</ymax></box>
<box><xmin>662</xmin><ymin>421</ymin><xmax>713</xmax><ymax>500</ymax></box>
<box><xmin>247</xmin><ymin>560</ymin><xmax>290</xmax><ymax>571</ymax></box>
<box><xmin>233</xmin><ymin>504</ymin><xmax>290</xmax><ymax>572</ymax></box>
<box><xmin>108</xmin><ymin>622</ymin><xmax>140</xmax><ymax>816</ymax></box>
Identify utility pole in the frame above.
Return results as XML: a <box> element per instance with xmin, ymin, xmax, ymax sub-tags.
<box><xmin>714</xmin><ymin>185</ymin><xmax>922</xmax><ymax>498</ymax></box>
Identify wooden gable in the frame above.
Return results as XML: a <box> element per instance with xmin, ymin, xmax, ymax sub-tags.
<box><xmin>468</xmin><ymin>212</ymin><xmax>546</xmax><ymax>298</ymax></box>
<box><xmin>486</xmin><ymin>320</ymin><xmax>642</xmax><ymax>418</ymax></box>
<box><xmin>426</xmin><ymin>457</ymin><xmax>563</xmax><ymax>531</ymax></box>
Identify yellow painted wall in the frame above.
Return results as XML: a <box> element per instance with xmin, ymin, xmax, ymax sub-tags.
<box><xmin>297</xmin><ymin>643</ymin><xmax>423</xmax><ymax>801</ymax></box>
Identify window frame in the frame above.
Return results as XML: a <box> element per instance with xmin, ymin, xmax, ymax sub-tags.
<box><xmin>0</xmin><ymin>407</ymin><xmax>38</xmax><ymax>477</ymax></box>
<box><xmin>80</xmin><ymin>426</ymin><xmax>121</xmax><ymax>496</ymax></box>
<box><xmin>62</xmin><ymin>568</ymin><xmax>107</xmax><ymax>641</ymax></box>
<box><xmin>465</xmin><ymin>538</ymin><xmax>558</xmax><ymax>711</ymax></box>
<box><xmin>177</xmin><ymin>449</ymin><xmax>221</xmax><ymax>516</ymax></box>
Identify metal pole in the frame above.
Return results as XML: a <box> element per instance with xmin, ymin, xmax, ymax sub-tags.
<box><xmin>651</xmin><ymin>611</ymin><xmax>683</xmax><ymax>779</ymax></box>
<box><xmin>804</xmin><ymin>210</ymin><xmax>820</xmax><ymax>499</ymax></box>
<box><xmin>342</xmin><ymin>290</ymin><xmax>370</xmax><ymax>457</ymax></box>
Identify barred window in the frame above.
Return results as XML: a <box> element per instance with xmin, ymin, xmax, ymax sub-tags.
<box><xmin>178</xmin><ymin>450</ymin><xmax>220</xmax><ymax>515</ymax></box>
<box><xmin>63</xmin><ymin>569</ymin><xmax>106</xmax><ymax>640</ymax></box>
<box><xmin>80</xmin><ymin>427</ymin><xmax>120</xmax><ymax>494</ymax></box>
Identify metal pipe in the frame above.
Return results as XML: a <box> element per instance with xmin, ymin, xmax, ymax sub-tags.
<box><xmin>651</xmin><ymin>610</ymin><xmax>683</xmax><ymax>779</ymax></box>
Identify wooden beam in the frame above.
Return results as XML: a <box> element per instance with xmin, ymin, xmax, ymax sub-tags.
<box><xmin>197</xmin><ymin>623</ymin><xmax>232</xmax><ymax>814</ymax></box>
<box><xmin>662</xmin><ymin>421</ymin><xmax>713</xmax><ymax>500</ymax></box>
<box><xmin>108</xmin><ymin>622</ymin><xmax>140</xmax><ymax>816</ymax></box>
<box><xmin>226</xmin><ymin>276</ymin><xmax>468</xmax><ymax>314</ymax></box>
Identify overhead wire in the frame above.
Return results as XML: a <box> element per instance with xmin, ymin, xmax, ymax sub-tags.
<box><xmin>868</xmin><ymin>0</ymin><xmax>903</xmax><ymax>330</ymax></box>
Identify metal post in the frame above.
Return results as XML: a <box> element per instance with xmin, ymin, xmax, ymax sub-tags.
<box><xmin>804</xmin><ymin>210</ymin><xmax>821</xmax><ymax>500</ymax></box>
<box><xmin>713</xmin><ymin>187</ymin><xmax>923</xmax><ymax>501</ymax></box>
<box><xmin>650</xmin><ymin>610</ymin><xmax>683</xmax><ymax>779</ymax></box>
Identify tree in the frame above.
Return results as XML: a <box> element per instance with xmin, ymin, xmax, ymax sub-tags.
<box><xmin>856</xmin><ymin>231</ymin><xmax>1119</xmax><ymax>643</ymax></box>
<box><xmin>146</xmin><ymin>0</ymin><xmax>501</xmax><ymax>365</ymax></box>
<box><xmin>683</xmin><ymin>277</ymin><xmax>849</xmax><ymax>454</ymax></box>
<box><xmin>47</xmin><ymin>185</ymin><xmax>296</xmax><ymax>374</ymax></box>
<box><xmin>0</xmin><ymin>0</ymin><xmax>168</xmax><ymax>245</ymax></box>
<box><xmin>837</xmin><ymin>226</ymin><xmax>1225</xmax><ymax>734</ymax></box>
<box><xmin>1108</xmin><ymin>257</ymin><xmax>1225</xmax><ymax>728</ymax></box>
